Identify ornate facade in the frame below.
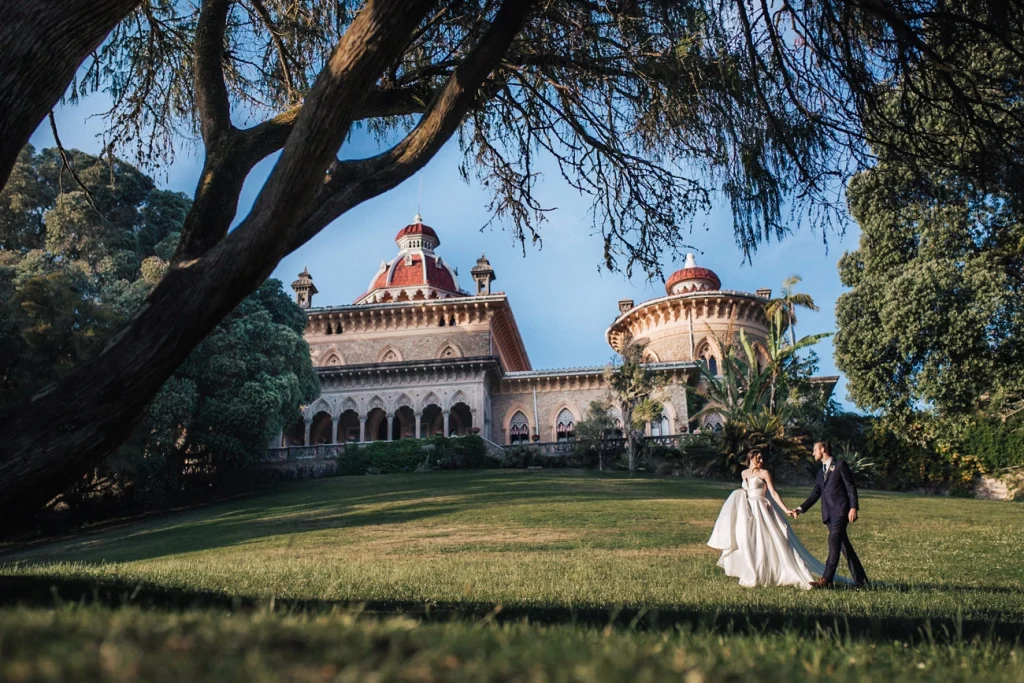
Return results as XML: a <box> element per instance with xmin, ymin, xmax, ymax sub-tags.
<box><xmin>278</xmin><ymin>218</ymin><xmax>835</xmax><ymax>448</ymax></box>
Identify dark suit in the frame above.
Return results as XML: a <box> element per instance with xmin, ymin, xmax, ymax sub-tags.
<box><xmin>797</xmin><ymin>459</ymin><xmax>868</xmax><ymax>584</ymax></box>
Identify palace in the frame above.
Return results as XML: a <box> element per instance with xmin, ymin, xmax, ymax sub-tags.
<box><xmin>278</xmin><ymin>216</ymin><xmax>834</xmax><ymax>449</ymax></box>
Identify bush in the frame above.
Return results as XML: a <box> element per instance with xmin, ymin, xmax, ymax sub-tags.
<box><xmin>501</xmin><ymin>446</ymin><xmax>539</xmax><ymax>469</ymax></box>
<box><xmin>500</xmin><ymin>446</ymin><xmax>579</xmax><ymax>469</ymax></box>
<box><xmin>959</xmin><ymin>421</ymin><xmax>1024</xmax><ymax>472</ymax></box>
<box><xmin>835</xmin><ymin>442</ymin><xmax>876</xmax><ymax>485</ymax></box>
<box><xmin>572</xmin><ymin>440</ymin><xmax>625</xmax><ymax>470</ymax></box>
<box><xmin>863</xmin><ymin>422</ymin><xmax>982</xmax><ymax>495</ymax></box>
<box><xmin>432</xmin><ymin>435</ymin><xmax>497</xmax><ymax>470</ymax></box>
<box><xmin>336</xmin><ymin>436</ymin><xmax>496</xmax><ymax>476</ymax></box>
<box><xmin>641</xmin><ymin>444</ymin><xmax>685</xmax><ymax>475</ymax></box>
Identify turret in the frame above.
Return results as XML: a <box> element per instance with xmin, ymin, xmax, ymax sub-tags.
<box><xmin>291</xmin><ymin>267</ymin><xmax>318</xmax><ymax>309</ymax></box>
<box><xmin>471</xmin><ymin>253</ymin><xmax>497</xmax><ymax>296</ymax></box>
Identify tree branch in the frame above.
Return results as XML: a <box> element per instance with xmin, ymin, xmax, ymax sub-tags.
<box><xmin>172</xmin><ymin>82</ymin><xmax>436</xmax><ymax>264</ymax></box>
<box><xmin>0</xmin><ymin>0</ymin><xmax>142</xmax><ymax>190</ymax></box>
<box><xmin>48</xmin><ymin>112</ymin><xmax>102</xmax><ymax>215</ymax></box>
<box><xmin>194</xmin><ymin>0</ymin><xmax>233</xmax><ymax>143</ymax></box>
<box><xmin>248</xmin><ymin>0</ymin><xmax>300</xmax><ymax>99</ymax></box>
<box><xmin>244</xmin><ymin>85</ymin><xmax>435</xmax><ymax>161</ymax></box>
<box><xmin>295</xmin><ymin>0</ymin><xmax>538</xmax><ymax>247</ymax></box>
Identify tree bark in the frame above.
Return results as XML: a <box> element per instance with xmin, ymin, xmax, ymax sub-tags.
<box><xmin>0</xmin><ymin>0</ymin><xmax>141</xmax><ymax>190</ymax></box>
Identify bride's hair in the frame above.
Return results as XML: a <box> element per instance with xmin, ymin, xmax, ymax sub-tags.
<box><xmin>747</xmin><ymin>449</ymin><xmax>763</xmax><ymax>465</ymax></box>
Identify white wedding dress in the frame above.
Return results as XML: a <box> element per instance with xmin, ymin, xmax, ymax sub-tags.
<box><xmin>707</xmin><ymin>476</ymin><xmax>832</xmax><ymax>589</ymax></box>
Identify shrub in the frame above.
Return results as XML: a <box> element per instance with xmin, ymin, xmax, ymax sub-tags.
<box><xmin>336</xmin><ymin>436</ymin><xmax>496</xmax><ymax>476</ymax></box>
<box><xmin>863</xmin><ymin>422</ymin><xmax>983</xmax><ymax>495</ymax></box>
<box><xmin>959</xmin><ymin>421</ymin><xmax>1024</xmax><ymax>472</ymax></box>
<box><xmin>432</xmin><ymin>435</ymin><xmax>496</xmax><ymax>470</ymax></box>
<box><xmin>835</xmin><ymin>442</ymin><xmax>876</xmax><ymax>485</ymax></box>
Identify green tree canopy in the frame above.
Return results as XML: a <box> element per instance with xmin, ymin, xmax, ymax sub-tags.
<box><xmin>835</xmin><ymin>24</ymin><xmax>1024</xmax><ymax>421</ymax></box>
<box><xmin>0</xmin><ymin>146</ymin><xmax>318</xmax><ymax>505</ymax></box>
<box><xmin>835</xmin><ymin>161</ymin><xmax>1024</xmax><ymax>419</ymax></box>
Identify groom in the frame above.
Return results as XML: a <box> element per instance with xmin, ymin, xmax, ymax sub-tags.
<box><xmin>788</xmin><ymin>441</ymin><xmax>869</xmax><ymax>589</ymax></box>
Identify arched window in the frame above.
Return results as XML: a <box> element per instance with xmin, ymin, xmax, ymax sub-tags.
<box><xmin>325</xmin><ymin>323</ymin><xmax>333</xmax><ymax>335</ymax></box>
<box><xmin>449</xmin><ymin>315</ymin><xmax>457</xmax><ymax>326</ymax></box>
<box><xmin>650</xmin><ymin>415</ymin><xmax>670</xmax><ymax>437</ymax></box>
<box><xmin>697</xmin><ymin>342</ymin><xmax>719</xmax><ymax>376</ymax></box>
<box><xmin>556</xmin><ymin>408</ymin><xmax>576</xmax><ymax>443</ymax></box>
<box><xmin>509</xmin><ymin>411</ymin><xmax>530</xmax><ymax>445</ymax></box>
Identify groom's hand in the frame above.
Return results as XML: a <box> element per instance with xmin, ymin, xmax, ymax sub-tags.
<box><xmin>849</xmin><ymin>508</ymin><xmax>858</xmax><ymax>523</ymax></box>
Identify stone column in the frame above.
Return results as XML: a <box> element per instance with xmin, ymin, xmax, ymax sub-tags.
<box><xmin>414</xmin><ymin>413</ymin><xmax>422</xmax><ymax>439</ymax></box>
<box><xmin>303</xmin><ymin>418</ymin><xmax>312</xmax><ymax>446</ymax></box>
<box><xmin>331</xmin><ymin>417</ymin><xmax>339</xmax><ymax>444</ymax></box>
<box><xmin>442</xmin><ymin>410</ymin><xmax>450</xmax><ymax>437</ymax></box>
<box><xmin>359</xmin><ymin>417</ymin><xmax>366</xmax><ymax>443</ymax></box>
<box><xmin>275</xmin><ymin>431</ymin><xmax>284</xmax><ymax>448</ymax></box>
<box><xmin>386</xmin><ymin>413</ymin><xmax>394</xmax><ymax>442</ymax></box>
<box><xmin>470</xmin><ymin>409</ymin><xmax>478</xmax><ymax>433</ymax></box>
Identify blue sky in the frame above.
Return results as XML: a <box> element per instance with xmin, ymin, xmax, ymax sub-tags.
<box><xmin>30</xmin><ymin>96</ymin><xmax>862</xmax><ymax>411</ymax></box>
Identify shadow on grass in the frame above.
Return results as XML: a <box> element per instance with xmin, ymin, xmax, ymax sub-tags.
<box><xmin>0</xmin><ymin>472</ymin><xmax>735</xmax><ymax>565</ymax></box>
<box><xmin>1</xmin><ymin>574</ymin><xmax>1021</xmax><ymax>644</ymax></box>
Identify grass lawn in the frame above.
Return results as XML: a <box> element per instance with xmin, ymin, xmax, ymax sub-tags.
<box><xmin>2</xmin><ymin>470</ymin><xmax>1023</xmax><ymax>681</ymax></box>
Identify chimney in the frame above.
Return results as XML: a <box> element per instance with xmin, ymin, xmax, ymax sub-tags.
<box><xmin>618</xmin><ymin>299</ymin><xmax>634</xmax><ymax>314</ymax></box>
<box><xmin>755</xmin><ymin>288</ymin><xmax>772</xmax><ymax>299</ymax></box>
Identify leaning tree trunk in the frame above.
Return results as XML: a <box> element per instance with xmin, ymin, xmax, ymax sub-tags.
<box><xmin>0</xmin><ymin>0</ymin><xmax>141</xmax><ymax>189</ymax></box>
<box><xmin>0</xmin><ymin>0</ymin><xmax>437</xmax><ymax>520</ymax></box>
<box><xmin>0</xmin><ymin>0</ymin><xmax>535</xmax><ymax>521</ymax></box>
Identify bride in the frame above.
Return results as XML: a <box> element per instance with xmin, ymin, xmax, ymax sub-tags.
<box><xmin>707</xmin><ymin>449</ymin><xmax>836</xmax><ymax>589</ymax></box>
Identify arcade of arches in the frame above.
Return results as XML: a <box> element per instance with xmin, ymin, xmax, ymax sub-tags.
<box><xmin>283</xmin><ymin>398</ymin><xmax>476</xmax><ymax>445</ymax></box>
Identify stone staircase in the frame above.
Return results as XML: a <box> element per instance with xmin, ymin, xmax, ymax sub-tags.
<box><xmin>479</xmin><ymin>437</ymin><xmax>507</xmax><ymax>460</ymax></box>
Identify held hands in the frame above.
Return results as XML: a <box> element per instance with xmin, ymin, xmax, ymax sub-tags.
<box><xmin>849</xmin><ymin>508</ymin><xmax>858</xmax><ymax>523</ymax></box>
<box><xmin>786</xmin><ymin>508</ymin><xmax>800</xmax><ymax>518</ymax></box>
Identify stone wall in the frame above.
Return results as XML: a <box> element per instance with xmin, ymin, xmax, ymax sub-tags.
<box><xmin>307</xmin><ymin>326</ymin><xmax>491</xmax><ymax>366</ymax></box>
<box><xmin>643</xmin><ymin>316</ymin><xmax>768</xmax><ymax>364</ymax></box>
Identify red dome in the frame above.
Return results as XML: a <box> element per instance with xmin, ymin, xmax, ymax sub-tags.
<box><xmin>665</xmin><ymin>255</ymin><xmax>721</xmax><ymax>294</ymax></box>
<box><xmin>395</xmin><ymin>222</ymin><xmax>439</xmax><ymax>244</ymax></box>
<box><xmin>359</xmin><ymin>253</ymin><xmax>458</xmax><ymax>302</ymax></box>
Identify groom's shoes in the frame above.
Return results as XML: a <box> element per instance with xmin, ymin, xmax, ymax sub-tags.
<box><xmin>809</xmin><ymin>578</ymin><xmax>834</xmax><ymax>589</ymax></box>
<box><xmin>852</xmin><ymin>580</ymin><xmax>870</xmax><ymax>591</ymax></box>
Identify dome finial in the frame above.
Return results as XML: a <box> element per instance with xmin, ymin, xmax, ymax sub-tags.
<box><xmin>413</xmin><ymin>212</ymin><xmax>422</xmax><ymax>224</ymax></box>
<box><xmin>684</xmin><ymin>253</ymin><xmax>697</xmax><ymax>269</ymax></box>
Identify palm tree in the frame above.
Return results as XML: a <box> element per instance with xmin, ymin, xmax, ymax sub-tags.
<box><xmin>752</xmin><ymin>310</ymin><xmax>831</xmax><ymax>415</ymax></box>
<box><xmin>765</xmin><ymin>275</ymin><xmax>819</xmax><ymax>347</ymax></box>
<box><xmin>687</xmin><ymin>324</ymin><xmax>831</xmax><ymax>474</ymax></box>
<box><xmin>687</xmin><ymin>347</ymin><xmax>804</xmax><ymax>475</ymax></box>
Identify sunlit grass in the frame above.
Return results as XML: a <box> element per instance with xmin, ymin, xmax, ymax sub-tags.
<box><xmin>1</xmin><ymin>470</ymin><xmax>1022</xmax><ymax>681</ymax></box>
<box><xmin>3</xmin><ymin>471</ymin><xmax>1022</xmax><ymax>622</ymax></box>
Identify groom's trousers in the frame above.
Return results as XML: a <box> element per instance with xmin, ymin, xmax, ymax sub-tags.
<box><xmin>824</xmin><ymin>517</ymin><xmax>868</xmax><ymax>584</ymax></box>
